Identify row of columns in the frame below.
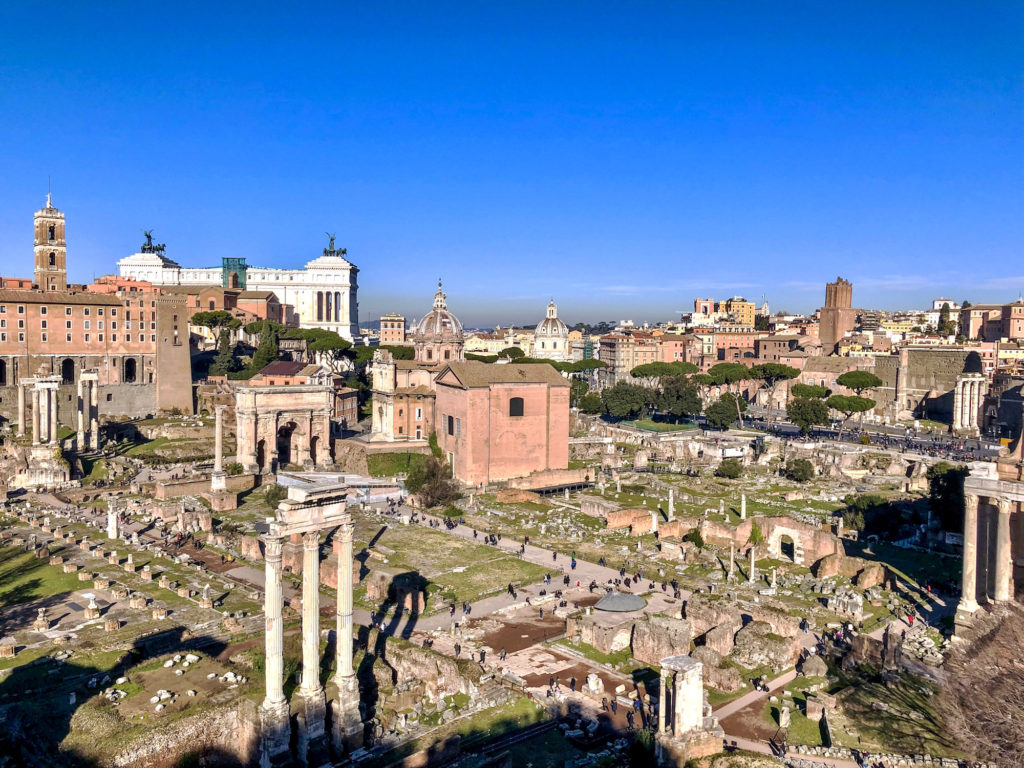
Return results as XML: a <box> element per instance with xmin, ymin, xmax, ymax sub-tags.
<box><xmin>17</xmin><ymin>377</ymin><xmax>60</xmax><ymax>446</ymax></box>
<box><xmin>658</xmin><ymin>656</ymin><xmax>703</xmax><ymax>737</ymax></box>
<box><xmin>76</xmin><ymin>371</ymin><xmax>99</xmax><ymax>451</ymax></box>
<box><xmin>16</xmin><ymin>373</ymin><xmax>100</xmax><ymax>451</ymax></box>
<box><xmin>260</xmin><ymin>520</ymin><xmax>361</xmax><ymax>766</ymax></box>
<box><xmin>953</xmin><ymin>374</ymin><xmax>985</xmax><ymax>433</ymax></box>
<box><xmin>959</xmin><ymin>492</ymin><xmax>1016</xmax><ymax>614</ymax></box>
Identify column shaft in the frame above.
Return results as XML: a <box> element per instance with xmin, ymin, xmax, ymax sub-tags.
<box><xmin>31</xmin><ymin>388</ymin><xmax>40</xmax><ymax>444</ymax></box>
<box><xmin>959</xmin><ymin>494</ymin><xmax>980</xmax><ymax>612</ymax></box>
<box><xmin>77</xmin><ymin>378</ymin><xmax>85</xmax><ymax>448</ymax></box>
<box><xmin>48</xmin><ymin>388</ymin><xmax>57</xmax><ymax>444</ymax></box>
<box><xmin>336</xmin><ymin>523</ymin><xmax>355</xmax><ymax>679</ymax></box>
<box><xmin>17</xmin><ymin>384</ymin><xmax>25</xmax><ymax>437</ymax></box>
<box><xmin>263</xmin><ymin>537</ymin><xmax>286</xmax><ymax>706</ymax></box>
<box><xmin>994</xmin><ymin>499</ymin><xmax>1012</xmax><ymax>602</ymax></box>
<box><xmin>658</xmin><ymin>674</ymin><xmax>667</xmax><ymax>733</ymax></box>
<box><xmin>89</xmin><ymin>381</ymin><xmax>99</xmax><ymax>450</ymax></box>
<box><xmin>300</xmin><ymin>531</ymin><xmax>321</xmax><ymax>694</ymax></box>
<box><xmin>214</xmin><ymin>406</ymin><xmax>225</xmax><ymax>472</ymax></box>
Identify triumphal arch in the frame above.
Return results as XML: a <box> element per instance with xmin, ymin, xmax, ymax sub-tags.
<box><xmin>235</xmin><ymin>381</ymin><xmax>334</xmax><ymax>474</ymax></box>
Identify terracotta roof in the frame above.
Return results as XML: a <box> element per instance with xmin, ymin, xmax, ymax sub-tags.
<box><xmin>438</xmin><ymin>361</ymin><xmax>569</xmax><ymax>388</ymax></box>
<box><xmin>258</xmin><ymin>361</ymin><xmax>307</xmax><ymax>376</ymax></box>
<box><xmin>238</xmin><ymin>290</ymin><xmax>276</xmax><ymax>299</ymax></box>
<box><xmin>0</xmin><ymin>289</ymin><xmax>121</xmax><ymax>305</ymax></box>
<box><xmin>395</xmin><ymin>385</ymin><xmax>435</xmax><ymax>396</ymax></box>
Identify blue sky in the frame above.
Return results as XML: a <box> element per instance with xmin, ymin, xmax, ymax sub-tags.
<box><xmin>1</xmin><ymin>2</ymin><xmax>1021</xmax><ymax>327</ymax></box>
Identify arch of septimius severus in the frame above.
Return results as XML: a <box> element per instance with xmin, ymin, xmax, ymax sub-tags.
<box><xmin>235</xmin><ymin>380</ymin><xmax>334</xmax><ymax>474</ymax></box>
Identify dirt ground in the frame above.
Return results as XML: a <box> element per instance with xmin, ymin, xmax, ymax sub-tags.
<box><xmin>115</xmin><ymin>654</ymin><xmax>243</xmax><ymax>718</ymax></box>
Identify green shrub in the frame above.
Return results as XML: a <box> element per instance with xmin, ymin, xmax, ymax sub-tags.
<box><xmin>715</xmin><ymin>458</ymin><xmax>743</xmax><ymax>479</ymax></box>
<box><xmin>263</xmin><ymin>484</ymin><xmax>288</xmax><ymax>509</ymax></box>
<box><xmin>783</xmin><ymin>458</ymin><xmax>814</xmax><ymax>482</ymax></box>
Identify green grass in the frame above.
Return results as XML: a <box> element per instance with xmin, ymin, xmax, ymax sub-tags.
<box><xmin>80</xmin><ymin>457</ymin><xmax>110</xmax><ymax>485</ymax></box>
<box><xmin>366</xmin><ymin>452</ymin><xmax>429</xmax><ymax>477</ymax></box>
<box><xmin>0</xmin><ymin>545</ymin><xmax>88</xmax><ymax>609</ymax></box>
<box><xmin>621</xmin><ymin>418</ymin><xmax>697</xmax><ymax>432</ymax></box>
<box><xmin>555</xmin><ymin>637</ymin><xmax>632</xmax><ymax>667</ymax></box>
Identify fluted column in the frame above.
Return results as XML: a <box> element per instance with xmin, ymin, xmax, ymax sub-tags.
<box><xmin>262</xmin><ymin>537</ymin><xmax>286</xmax><ymax>707</ymax></box>
<box><xmin>48</xmin><ymin>387</ymin><xmax>57</xmax><ymax>444</ymax></box>
<box><xmin>31</xmin><ymin>387</ymin><xmax>40</xmax><ymax>445</ymax></box>
<box><xmin>88</xmin><ymin>380</ymin><xmax>99</xmax><ymax>450</ymax></box>
<box><xmin>335</xmin><ymin>522</ymin><xmax>355</xmax><ymax>681</ymax></box>
<box><xmin>994</xmin><ymin>498</ymin><xmax>1013</xmax><ymax>602</ymax></box>
<box><xmin>658</xmin><ymin>673</ymin><xmax>668</xmax><ymax>733</ymax></box>
<box><xmin>76</xmin><ymin>377</ymin><xmax>86</xmax><ymax>449</ymax></box>
<box><xmin>17</xmin><ymin>383</ymin><xmax>25</xmax><ymax>438</ymax></box>
<box><xmin>959</xmin><ymin>493</ymin><xmax>980</xmax><ymax>613</ymax></box>
<box><xmin>300</xmin><ymin>530</ymin><xmax>322</xmax><ymax>695</ymax></box>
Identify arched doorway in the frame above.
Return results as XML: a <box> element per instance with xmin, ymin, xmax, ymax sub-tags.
<box><xmin>310</xmin><ymin>435</ymin><xmax>319</xmax><ymax>465</ymax></box>
<box><xmin>277</xmin><ymin>422</ymin><xmax>296</xmax><ymax>467</ymax></box>
<box><xmin>256</xmin><ymin>439</ymin><xmax>266</xmax><ymax>472</ymax></box>
<box><xmin>228</xmin><ymin>271</ymin><xmax>240</xmax><ymax>289</ymax></box>
<box><xmin>779</xmin><ymin>535</ymin><xmax>796</xmax><ymax>562</ymax></box>
<box><xmin>60</xmin><ymin>358</ymin><xmax>74</xmax><ymax>384</ymax></box>
<box><xmin>123</xmin><ymin>358</ymin><xmax>137</xmax><ymax>383</ymax></box>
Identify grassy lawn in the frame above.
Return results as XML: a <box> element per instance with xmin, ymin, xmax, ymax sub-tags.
<box><xmin>366</xmin><ymin>452</ymin><xmax>429</xmax><ymax>477</ymax></box>
<box><xmin>622</xmin><ymin>419</ymin><xmax>697</xmax><ymax>432</ymax></box>
<box><xmin>554</xmin><ymin>637</ymin><xmax>632</xmax><ymax>667</ymax></box>
<box><xmin>0</xmin><ymin>545</ymin><xmax>88</xmax><ymax>609</ymax></box>
<box><xmin>80</xmin><ymin>457</ymin><xmax>110</xmax><ymax>485</ymax></box>
<box><xmin>351</xmin><ymin>519</ymin><xmax>548</xmax><ymax>610</ymax></box>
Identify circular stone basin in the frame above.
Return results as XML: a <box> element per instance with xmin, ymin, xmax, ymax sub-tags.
<box><xmin>594</xmin><ymin>592</ymin><xmax>647</xmax><ymax>613</ymax></box>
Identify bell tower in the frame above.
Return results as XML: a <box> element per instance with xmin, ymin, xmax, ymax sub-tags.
<box><xmin>34</xmin><ymin>194</ymin><xmax>67</xmax><ymax>292</ymax></box>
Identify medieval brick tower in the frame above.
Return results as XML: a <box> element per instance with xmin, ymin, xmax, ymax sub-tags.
<box><xmin>819</xmin><ymin>276</ymin><xmax>856</xmax><ymax>353</ymax></box>
<box><xmin>34</xmin><ymin>194</ymin><xmax>67</xmax><ymax>292</ymax></box>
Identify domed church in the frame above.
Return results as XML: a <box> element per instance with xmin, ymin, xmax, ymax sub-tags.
<box><xmin>413</xmin><ymin>280</ymin><xmax>465</xmax><ymax>365</ymax></box>
<box><xmin>532</xmin><ymin>300</ymin><xmax>571</xmax><ymax>362</ymax></box>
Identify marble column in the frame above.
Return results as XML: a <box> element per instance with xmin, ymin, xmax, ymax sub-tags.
<box><xmin>958</xmin><ymin>493</ymin><xmax>980</xmax><ymax>613</ymax></box>
<box><xmin>259</xmin><ymin>536</ymin><xmax>290</xmax><ymax>765</ymax></box>
<box><xmin>668</xmin><ymin>490</ymin><xmax>674</xmax><ymax>520</ymax></box>
<box><xmin>748</xmin><ymin>546</ymin><xmax>756</xmax><ymax>584</ymax></box>
<box><xmin>740</xmin><ymin>494</ymin><xmax>747</xmax><ymax>520</ymax></box>
<box><xmin>31</xmin><ymin>387</ymin><xmax>40</xmax><ymax>445</ymax></box>
<box><xmin>211</xmin><ymin>405</ymin><xmax>227</xmax><ymax>492</ymax></box>
<box><xmin>658</xmin><ymin>673</ymin><xmax>668</xmax><ymax>733</ymax></box>
<box><xmin>17</xmin><ymin>383</ymin><xmax>25</xmax><ymax>438</ymax></box>
<box><xmin>48</xmin><ymin>387</ymin><xmax>57</xmax><ymax>444</ymax></box>
<box><xmin>994</xmin><ymin>498</ymin><xmax>1012</xmax><ymax>602</ymax></box>
<box><xmin>107</xmin><ymin>501</ymin><xmax>118</xmax><ymax>540</ymax></box>
<box><xmin>332</xmin><ymin>520</ymin><xmax>362</xmax><ymax>754</ymax></box>
<box><xmin>297</xmin><ymin>530</ymin><xmax>327</xmax><ymax>766</ymax></box>
<box><xmin>76</xmin><ymin>377</ymin><xmax>86</xmax><ymax>450</ymax></box>
<box><xmin>728</xmin><ymin>542</ymin><xmax>735</xmax><ymax>580</ymax></box>
<box><xmin>300</xmin><ymin>531</ymin><xmax>322</xmax><ymax>695</ymax></box>
<box><xmin>88</xmin><ymin>380</ymin><xmax>99</xmax><ymax>450</ymax></box>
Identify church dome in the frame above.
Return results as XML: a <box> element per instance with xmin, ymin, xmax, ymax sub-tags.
<box><xmin>532</xmin><ymin>300</ymin><xmax>570</xmax><ymax>361</ymax></box>
<box><xmin>415</xmin><ymin>281</ymin><xmax>464</xmax><ymax>341</ymax></box>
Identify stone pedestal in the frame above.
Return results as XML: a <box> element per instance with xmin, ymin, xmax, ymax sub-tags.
<box><xmin>258</xmin><ymin>699</ymin><xmax>292</xmax><ymax>768</ymax></box>
<box><xmin>298</xmin><ymin>689</ymin><xmax>329</xmax><ymax>767</ymax></box>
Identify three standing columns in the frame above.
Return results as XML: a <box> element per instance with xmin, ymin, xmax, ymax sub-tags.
<box><xmin>959</xmin><ymin>492</ymin><xmax>1015</xmax><ymax>614</ymax></box>
<box><xmin>76</xmin><ymin>372</ymin><xmax>100</xmax><ymax>452</ymax></box>
<box><xmin>260</xmin><ymin>522</ymin><xmax>362</xmax><ymax>767</ymax></box>
<box><xmin>23</xmin><ymin>379</ymin><xmax>60</xmax><ymax>446</ymax></box>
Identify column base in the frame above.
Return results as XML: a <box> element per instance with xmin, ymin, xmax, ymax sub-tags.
<box><xmin>330</xmin><ymin>676</ymin><xmax>363</xmax><ymax>758</ymax></box>
<box><xmin>258</xmin><ymin>698</ymin><xmax>292</xmax><ymax>768</ymax></box>
<box><xmin>297</xmin><ymin>687</ymin><xmax>329</xmax><ymax>768</ymax></box>
<box><xmin>210</xmin><ymin>470</ymin><xmax>228</xmax><ymax>492</ymax></box>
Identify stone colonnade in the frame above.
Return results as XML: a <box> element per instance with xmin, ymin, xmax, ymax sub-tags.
<box><xmin>958</xmin><ymin>481</ymin><xmax>1021</xmax><ymax>618</ymax></box>
<box><xmin>260</xmin><ymin>484</ymin><xmax>362</xmax><ymax>767</ymax></box>
<box><xmin>17</xmin><ymin>377</ymin><xmax>60</xmax><ymax>445</ymax></box>
<box><xmin>953</xmin><ymin>373</ymin><xmax>985</xmax><ymax>435</ymax></box>
<box><xmin>76</xmin><ymin>370</ymin><xmax>100</xmax><ymax>451</ymax></box>
<box><xmin>17</xmin><ymin>373</ymin><xmax>100</xmax><ymax>450</ymax></box>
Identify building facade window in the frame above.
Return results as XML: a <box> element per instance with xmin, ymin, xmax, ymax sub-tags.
<box><xmin>509</xmin><ymin>397</ymin><xmax>524</xmax><ymax>417</ymax></box>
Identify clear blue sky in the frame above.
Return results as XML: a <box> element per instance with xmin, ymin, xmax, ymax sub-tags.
<box><xmin>1</xmin><ymin>2</ymin><xmax>1021</xmax><ymax>327</ymax></box>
